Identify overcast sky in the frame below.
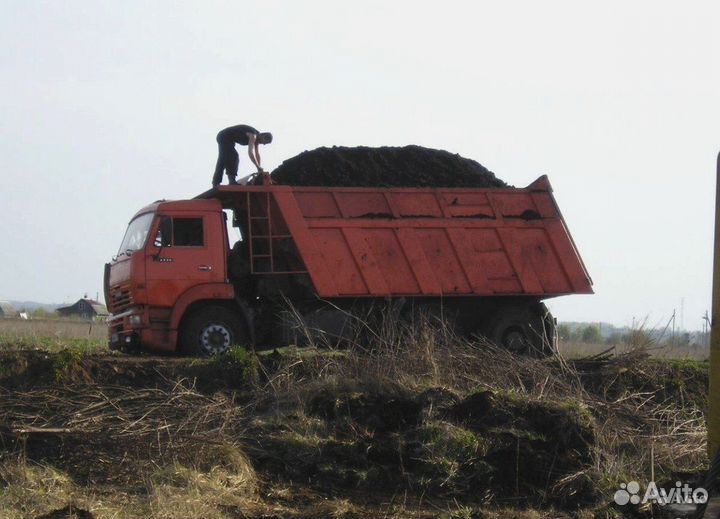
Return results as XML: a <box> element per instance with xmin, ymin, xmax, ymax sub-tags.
<box><xmin>1</xmin><ymin>1</ymin><xmax>718</xmax><ymax>329</ymax></box>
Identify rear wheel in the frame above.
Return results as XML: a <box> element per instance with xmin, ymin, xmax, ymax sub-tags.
<box><xmin>483</xmin><ymin>303</ymin><xmax>555</xmax><ymax>356</ymax></box>
<box><xmin>179</xmin><ymin>306</ymin><xmax>247</xmax><ymax>356</ymax></box>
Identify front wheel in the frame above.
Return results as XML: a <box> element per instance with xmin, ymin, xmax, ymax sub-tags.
<box><xmin>179</xmin><ymin>306</ymin><xmax>247</xmax><ymax>356</ymax></box>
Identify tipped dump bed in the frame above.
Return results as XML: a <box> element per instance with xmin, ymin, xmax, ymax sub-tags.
<box><xmin>198</xmin><ymin>176</ymin><xmax>593</xmax><ymax>298</ymax></box>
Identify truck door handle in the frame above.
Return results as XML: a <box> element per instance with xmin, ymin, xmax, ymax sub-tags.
<box><xmin>198</xmin><ymin>265</ymin><xmax>212</xmax><ymax>271</ymax></box>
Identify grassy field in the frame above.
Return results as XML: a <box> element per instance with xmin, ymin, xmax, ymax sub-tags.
<box><xmin>0</xmin><ymin>317</ymin><xmax>711</xmax><ymax>518</ymax></box>
<box><xmin>0</xmin><ymin>318</ymin><xmax>107</xmax><ymax>353</ymax></box>
<box><xmin>560</xmin><ymin>339</ymin><xmax>709</xmax><ymax>360</ymax></box>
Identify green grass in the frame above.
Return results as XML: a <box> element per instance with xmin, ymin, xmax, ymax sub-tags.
<box><xmin>0</xmin><ymin>334</ymin><xmax>107</xmax><ymax>353</ymax></box>
<box><xmin>211</xmin><ymin>345</ymin><xmax>259</xmax><ymax>381</ymax></box>
<box><xmin>51</xmin><ymin>348</ymin><xmax>86</xmax><ymax>382</ymax></box>
<box><xmin>649</xmin><ymin>356</ymin><xmax>708</xmax><ymax>371</ymax></box>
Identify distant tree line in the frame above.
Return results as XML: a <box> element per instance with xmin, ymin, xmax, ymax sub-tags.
<box><xmin>557</xmin><ymin>324</ymin><xmax>602</xmax><ymax>343</ymax></box>
<box><xmin>557</xmin><ymin>323</ymin><xmax>706</xmax><ymax>347</ymax></box>
<box><xmin>18</xmin><ymin>308</ymin><xmax>57</xmax><ymax>319</ymax></box>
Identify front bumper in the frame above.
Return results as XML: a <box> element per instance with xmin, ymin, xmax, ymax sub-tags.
<box><xmin>108</xmin><ymin>306</ymin><xmax>177</xmax><ymax>353</ymax></box>
<box><xmin>108</xmin><ymin>307</ymin><xmax>145</xmax><ymax>350</ymax></box>
<box><xmin>109</xmin><ymin>330</ymin><xmax>140</xmax><ymax>350</ymax></box>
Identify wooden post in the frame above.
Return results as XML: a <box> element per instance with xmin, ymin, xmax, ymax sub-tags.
<box><xmin>708</xmin><ymin>151</ymin><xmax>720</xmax><ymax>459</ymax></box>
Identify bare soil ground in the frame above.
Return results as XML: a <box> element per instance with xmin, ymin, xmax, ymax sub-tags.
<box><xmin>0</xmin><ymin>320</ymin><xmax>710</xmax><ymax>518</ymax></box>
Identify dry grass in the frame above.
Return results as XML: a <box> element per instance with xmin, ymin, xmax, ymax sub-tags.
<box><xmin>0</xmin><ymin>380</ymin><xmax>261</xmax><ymax>519</ymax></box>
<box><xmin>0</xmin><ymin>460</ymin><xmax>78</xmax><ymax>518</ymax></box>
<box><xmin>0</xmin><ymin>381</ymin><xmax>248</xmax><ymax>437</ymax></box>
<box><xmin>0</xmin><ymin>309</ymin><xmax>710</xmax><ymax>517</ymax></box>
<box><xmin>242</xmin><ymin>313</ymin><xmax>708</xmax><ymax>512</ymax></box>
<box><xmin>258</xmin><ymin>312</ymin><xmax>576</xmax><ymax>406</ymax></box>
<box><xmin>561</xmin><ymin>340</ymin><xmax>709</xmax><ymax>360</ymax></box>
<box><xmin>0</xmin><ymin>457</ymin><xmax>261</xmax><ymax>519</ymax></box>
<box><xmin>0</xmin><ymin>317</ymin><xmax>107</xmax><ymax>340</ymax></box>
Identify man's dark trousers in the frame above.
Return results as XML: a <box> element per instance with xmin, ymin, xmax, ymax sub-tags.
<box><xmin>212</xmin><ymin>142</ymin><xmax>240</xmax><ymax>185</ymax></box>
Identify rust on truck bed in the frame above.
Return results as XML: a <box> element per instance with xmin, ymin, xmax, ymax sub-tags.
<box><xmin>196</xmin><ymin>175</ymin><xmax>592</xmax><ymax>299</ymax></box>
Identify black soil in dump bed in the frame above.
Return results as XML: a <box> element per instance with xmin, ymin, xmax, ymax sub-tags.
<box><xmin>270</xmin><ymin>145</ymin><xmax>508</xmax><ymax>188</ymax></box>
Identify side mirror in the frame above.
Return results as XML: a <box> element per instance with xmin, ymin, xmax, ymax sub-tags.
<box><xmin>153</xmin><ymin>216</ymin><xmax>172</xmax><ymax>260</ymax></box>
<box><xmin>154</xmin><ymin>216</ymin><xmax>172</xmax><ymax>247</ymax></box>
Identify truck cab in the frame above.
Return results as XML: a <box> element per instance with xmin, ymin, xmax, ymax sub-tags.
<box><xmin>106</xmin><ymin>199</ymin><xmax>238</xmax><ymax>353</ymax></box>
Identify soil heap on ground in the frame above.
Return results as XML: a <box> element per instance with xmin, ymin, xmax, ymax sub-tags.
<box><xmin>270</xmin><ymin>145</ymin><xmax>507</xmax><ymax>188</ymax></box>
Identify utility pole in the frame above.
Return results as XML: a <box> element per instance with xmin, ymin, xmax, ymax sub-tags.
<box><xmin>681</xmin><ymin>297</ymin><xmax>685</xmax><ymax>333</ymax></box>
<box><xmin>705</xmin><ymin>310</ymin><xmax>712</xmax><ymax>348</ymax></box>
<box><xmin>671</xmin><ymin>309</ymin><xmax>676</xmax><ymax>346</ymax></box>
<box><xmin>700</xmin><ymin>153</ymin><xmax>720</xmax><ymax>519</ymax></box>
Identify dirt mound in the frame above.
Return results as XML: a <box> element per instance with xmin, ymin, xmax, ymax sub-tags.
<box><xmin>450</xmin><ymin>389</ymin><xmax>596</xmax><ymax>502</ymax></box>
<box><xmin>34</xmin><ymin>506</ymin><xmax>95</xmax><ymax>519</ymax></box>
<box><xmin>0</xmin><ymin>334</ymin><xmax>709</xmax><ymax>517</ymax></box>
<box><xmin>249</xmin><ymin>380</ymin><xmax>597</xmax><ymax>504</ymax></box>
<box><xmin>307</xmin><ymin>384</ymin><xmax>422</xmax><ymax>432</ymax></box>
<box><xmin>270</xmin><ymin>145</ymin><xmax>508</xmax><ymax>188</ymax></box>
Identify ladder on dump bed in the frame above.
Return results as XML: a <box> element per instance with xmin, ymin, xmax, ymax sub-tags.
<box><xmin>246</xmin><ymin>191</ymin><xmax>307</xmax><ymax>275</ymax></box>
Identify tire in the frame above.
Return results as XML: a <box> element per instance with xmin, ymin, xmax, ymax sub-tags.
<box><xmin>539</xmin><ymin>303</ymin><xmax>558</xmax><ymax>355</ymax></box>
<box><xmin>179</xmin><ymin>305</ymin><xmax>247</xmax><ymax>356</ymax></box>
<box><xmin>484</xmin><ymin>303</ymin><xmax>554</xmax><ymax>356</ymax></box>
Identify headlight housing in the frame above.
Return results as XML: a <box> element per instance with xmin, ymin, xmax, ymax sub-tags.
<box><xmin>129</xmin><ymin>314</ymin><xmax>143</xmax><ymax>326</ymax></box>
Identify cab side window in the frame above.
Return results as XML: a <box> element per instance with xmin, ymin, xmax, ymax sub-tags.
<box><xmin>154</xmin><ymin>216</ymin><xmax>204</xmax><ymax>247</ymax></box>
<box><xmin>173</xmin><ymin>218</ymin><xmax>204</xmax><ymax>246</ymax></box>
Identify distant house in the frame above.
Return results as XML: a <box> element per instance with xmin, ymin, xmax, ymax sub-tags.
<box><xmin>56</xmin><ymin>298</ymin><xmax>109</xmax><ymax>320</ymax></box>
<box><xmin>0</xmin><ymin>301</ymin><xmax>18</xmax><ymax>318</ymax></box>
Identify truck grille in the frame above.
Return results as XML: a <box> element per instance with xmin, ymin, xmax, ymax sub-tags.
<box><xmin>110</xmin><ymin>287</ymin><xmax>133</xmax><ymax>313</ymax></box>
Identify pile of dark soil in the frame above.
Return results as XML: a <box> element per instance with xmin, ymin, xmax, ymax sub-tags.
<box><xmin>249</xmin><ymin>380</ymin><xmax>597</xmax><ymax>505</ymax></box>
<box><xmin>270</xmin><ymin>145</ymin><xmax>508</xmax><ymax>188</ymax></box>
<box><xmin>35</xmin><ymin>506</ymin><xmax>95</xmax><ymax>519</ymax></box>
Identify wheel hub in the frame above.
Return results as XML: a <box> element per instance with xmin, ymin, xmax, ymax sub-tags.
<box><xmin>200</xmin><ymin>323</ymin><xmax>232</xmax><ymax>355</ymax></box>
<box><xmin>502</xmin><ymin>327</ymin><xmax>530</xmax><ymax>353</ymax></box>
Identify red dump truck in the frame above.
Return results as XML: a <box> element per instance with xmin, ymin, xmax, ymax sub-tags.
<box><xmin>105</xmin><ymin>176</ymin><xmax>592</xmax><ymax>355</ymax></box>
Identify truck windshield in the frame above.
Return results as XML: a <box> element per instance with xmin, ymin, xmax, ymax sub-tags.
<box><xmin>116</xmin><ymin>213</ymin><xmax>154</xmax><ymax>257</ymax></box>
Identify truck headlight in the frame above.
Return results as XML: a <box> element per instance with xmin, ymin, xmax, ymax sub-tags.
<box><xmin>129</xmin><ymin>314</ymin><xmax>143</xmax><ymax>326</ymax></box>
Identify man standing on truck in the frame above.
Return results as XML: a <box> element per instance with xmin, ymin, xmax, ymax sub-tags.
<box><xmin>212</xmin><ymin>124</ymin><xmax>273</xmax><ymax>187</ymax></box>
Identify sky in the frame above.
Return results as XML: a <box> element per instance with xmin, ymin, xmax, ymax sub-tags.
<box><xmin>0</xmin><ymin>1</ymin><xmax>718</xmax><ymax>330</ymax></box>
